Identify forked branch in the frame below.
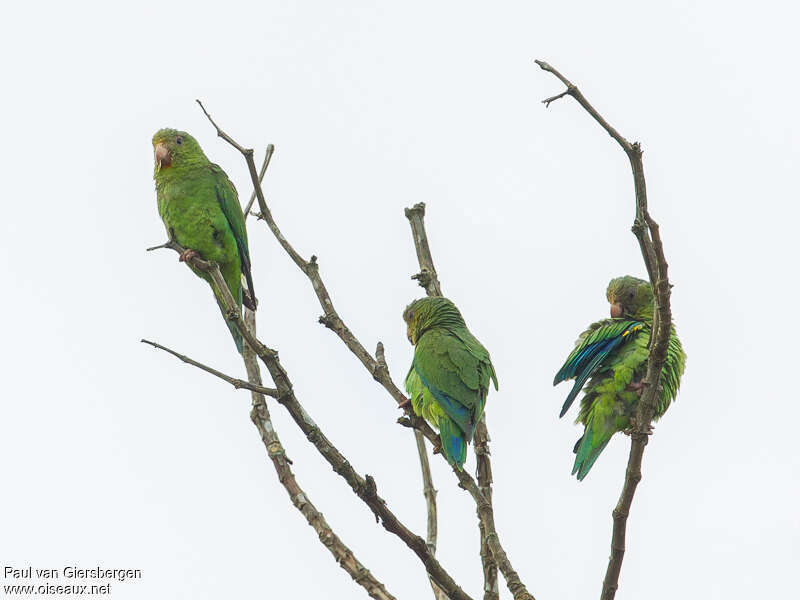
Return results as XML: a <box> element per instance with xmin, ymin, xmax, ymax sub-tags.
<box><xmin>142</xmin><ymin>296</ymin><xmax>394</xmax><ymax>597</ymax></box>
<box><xmin>195</xmin><ymin>102</ymin><xmax>533</xmax><ymax>600</ymax></box>
<box><xmin>536</xmin><ymin>59</ymin><xmax>674</xmax><ymax>600</ymax></box>
<box><xmin>147</xmin><ymin>242</ymin><xmax>472</xmax><ymax>600</ymax></box>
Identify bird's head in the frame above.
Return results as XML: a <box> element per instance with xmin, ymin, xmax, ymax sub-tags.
<box><xmin>152</xmin><ymin>128</ymin><xmax>206</xmax><ymax>175</ymax></box>
<box><xmin>606</xmin><ymin>276</ymin><xmax>653</xmax><ymax>320</ymax></box>
<box><xmin>402</xmin><ymin>297</ymin><xmax>465</xmax><ymax>345</ymax></box>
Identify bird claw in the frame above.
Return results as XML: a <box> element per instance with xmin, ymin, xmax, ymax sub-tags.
<box><xmin>398</xmin><ymin>398</ymin><xmax>412</xmax><ymax>410</ymax></box>
<box><xmin>623</xmin><ymin>423</ymin><xmax>654</xmax><ymax>436</ymax></box>
<box><xmin>626</xmin><ymin>380</ymin><xmax>647</xmax><ymax>395</ymax></box>
<box><xmin>179</xmin><ymin>249</ymin><xmax>200</xmax><ymax>263</ymax></box>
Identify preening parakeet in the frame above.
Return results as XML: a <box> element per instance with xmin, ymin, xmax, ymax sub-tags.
<box><xmin>403</xmin><ymin>297</ymin><xmax>498</xmax><ymax>469</ymax></box>
<box><xmin>152</xmin><ymin>128</ymin><xmax>255</xmax><ymax>353</ymax></box>
<box><xmin>554</xmin><ymin>276</ymin><xmax>686</xmax><ymax>480</ymax></box>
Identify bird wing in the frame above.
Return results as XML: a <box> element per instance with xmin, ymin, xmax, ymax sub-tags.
<box><xmin>209</xmin><ymin>163</ymin><xmax>256</xmax><ymax>307</ymax></box>
<box><xmin>453</xmin><ymin>327</ymin><xmax>498</xmax><ymax>392</ymax></box>
<box><xmin>413</xmin><ymin>329</ymin><xmax>484</xmax><ymax>440</ymax></box>
<box><xmin>554</xmin><ymin>319</ymin><xmax>645</xmax><ymax>418</ymax></box>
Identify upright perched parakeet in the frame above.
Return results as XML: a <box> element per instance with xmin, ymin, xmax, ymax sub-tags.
<box><xmin>152</xmin><ymin>128</ymin><xmax>255</xmax><ymax>353</ymax></box>
<box><xmin>403</xmin><ymin>297</ymin><xmax>498</xmax><ymax>469</ymax></box>
<box><xmin>553</xmin><ymin>276</ymin><xmax>686</xmax><ymax>480</ymax></box>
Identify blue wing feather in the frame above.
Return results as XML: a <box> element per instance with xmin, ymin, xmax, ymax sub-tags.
<box><xmin>555</xmin><ymin>321</ymin><xmax>644</xmax><ymax>418</ymax></box>
<box><xmin>417</xmin><ymin>371</ymin><xmax>474</xmax><ymax>440</ymax></box>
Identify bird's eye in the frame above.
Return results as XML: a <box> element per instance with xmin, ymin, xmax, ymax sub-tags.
<box><xmin>176</xmin><ymin>136</ymin><xmax>183</xmax><ymax>145</ymax></box>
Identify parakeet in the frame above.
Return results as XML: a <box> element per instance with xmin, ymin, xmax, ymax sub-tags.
<box><xmin>403</xmin><ymin>297</ymin><xmax>498</xmax><ymax>469</ymax></box>
<box><xmin>152</xmin><ymin>128</ymin><xmax>255</xmax><ymax>353</ymax></box>
<box><xmin>553</xmin><ymin>276</ymin><xmax>686</xmax><ymax>480</ymax></box>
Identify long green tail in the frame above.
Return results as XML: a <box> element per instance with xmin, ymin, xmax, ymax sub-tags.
<box><xmin>207</xmin><ymin>276</ymin><xmax>244</xmax><ymax>354</ymax></box>
<box><xmin>214</xmin><ymin>296</ymin><xmax>243</xmax><ymax>353</ymax></box>
<box><xmin>572</xmin><ymin>417</ymin><xmax>613</xmax><ymax>481</ymax></box>
<box><xmin>438</xmin><ymin>416</ymin><xmax>467</xmax><ymax>470</ymax></box>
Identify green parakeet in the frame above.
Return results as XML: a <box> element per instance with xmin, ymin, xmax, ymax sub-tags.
<box><xmin>403</xmin><ymin>297</ymin><xmax>498</xmax><ymax>469</ymax></box>
<box><xmin>553</xmin><ymin>276</ymin><xmax>686</xmax><ymax>480</ymax></box>
<box><xmin>152</xmin><ymin>128</ymin><xmax>255</xmax><ymax>353</ymax></box>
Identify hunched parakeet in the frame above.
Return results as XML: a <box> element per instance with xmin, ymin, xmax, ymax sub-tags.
<box><xmin>403</xmin><ymin>297</ymin><xmax>498</xmax><ymax>469</ymax></box>
<box><xmin>152</xmin><ymin>128</ymin><xmax>255</xmax><ymax>353</ymax></box>
<box><xmin>553</xmin><ymin>276</ymin><xmax>686</xmax><ymax>481</ymax></box>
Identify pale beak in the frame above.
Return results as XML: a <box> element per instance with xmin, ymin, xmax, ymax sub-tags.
<box><xmin>610</xmin><ymin>303</ymin><xmax>623</xmax><ymax>318</ymax></box>
<box><xmin>155</xmin><ymin>143</ymin><xmax>170</xmax><ymax>171</ymax></box>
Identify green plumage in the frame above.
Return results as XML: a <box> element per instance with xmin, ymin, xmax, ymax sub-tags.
<box><xmin>403</xmin><ymin>297</ymin><xmax>498</xmax><ymax>469</ymax></box>
<box><xmin>554</xmin><ymin>276</ymin><xmax>686</xmax><ymax>480</ymax></box>
<box><xmin>152</xmin><ymin>129</ymin><xmax>255</xmax><ymax>353</ymax></box>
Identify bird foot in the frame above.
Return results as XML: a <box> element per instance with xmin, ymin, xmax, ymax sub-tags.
<box><xmin>179</xmin><ymin>249</ymin><xmax>200</xmax><ymax>263</ymax></box>
<box><xmin>623</xmin><ymin>423</ymin><xmax>654</xmax><ymax>436</ymax></box>
<box><xmin>626</xmin><ymin>380</ymin><xmax>648</xmax><ymax>396</ymax></box>
<box><xmin>398</xmin><ymin>398</ymin><xmax>412</xmax><ymax>410</ymax></box>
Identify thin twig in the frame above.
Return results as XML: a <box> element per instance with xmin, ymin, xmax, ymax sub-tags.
<box><xmin>533</xmin><ymin>60</ymin><xmax>658</xmax><ymax>281</ymax></box>
<box><xmin>149</xmin><ymin>240</ymin><xmax>473</xmax><ymax>600</ymax></box>
<box><xmin>414</xmin><ymin>431</ymin><xmax>446</xmax><ymax>600</ymax></box>
<box><xmin>536</xmin><ymin>59</ymin><xmax>674</xmax><ymax>600</ymax></box>
<box><xmin>405</xmin><ymin>202</ymin><xmax>503</xmax><ymax>600</ymax></box>
<box><xmin>244</xmin><ymin>145</ymin><xmax>275</xmax><ymax>220</ymax></box>
<box><xmin>141</xmin><ymin>338</ymin><xmax>278</xmax><ymax>398</ymax></box>
<box><xmin>196</xmin><ymin>100</ymin><xmax>304</xmax><ymax>268</ymax></box>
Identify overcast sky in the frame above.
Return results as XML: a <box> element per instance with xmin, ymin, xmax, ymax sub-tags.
<box><xmin>2</xmin><ymin>1</ymin><xmax>798</xmax><ymax>599</ymax></box>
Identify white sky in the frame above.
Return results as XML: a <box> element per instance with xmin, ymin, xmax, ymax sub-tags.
<box><xmin>2</xmin><ymin>1</ymin><xmax>798</xmax><ymax>599</ymax></box>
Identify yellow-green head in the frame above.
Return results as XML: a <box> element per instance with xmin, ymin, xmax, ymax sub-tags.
<box><xmin>152</xmin><ymin>128</ymin><xmax>208</xmax><ymax>177</ymax></box>
<box><xmin>403</xmin><ymin>297</ymin><xmax>466</xmax><ymax>345</ymax></box>
<box><xmin>606</xmin><ymin>275</ymin><xmax>653</xmax><ymax>320</ymax></box>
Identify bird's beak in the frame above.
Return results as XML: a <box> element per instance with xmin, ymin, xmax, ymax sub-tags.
<box><xmin>610</xmin><ymin>303</ymin><xmax>623</xmax><ymax>318</ymax></box>
<box><xmin>406</xmin><ymin>327</ymin><xmax>414</xmax><ymax>345</ymax></box>
<box><xmin>155</xmin><ymin>143</ymin><xmax>171</xmax><ymax>171</ymax></box>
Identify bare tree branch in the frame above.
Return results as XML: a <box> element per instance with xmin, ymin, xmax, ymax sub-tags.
<box><xmin>414</xmin><ymin>431</ymin><xmax>447</xmax><ymax>600</ymax></box>
<box><xmin>194</xmin><ymin>103</ymin><xmax>533</xmax><ymax>599</ymax></box>
<box><xmin>474</xmin><ymin>420</ymin><xmax>498</xmax><ymax>600</ymax></box>
<box><xmin>142</xmin><ymin>311</ymin><xmax>395</xmax><ymax>597</ymax></box>
<box><xmin>404</xmin><ymin>203</ymin><xmax>443</xmax><ymax>297</ymax></box>
<box><xmin>536</xmin><ymin>59</ymin><xmax>675</xmax><ymax>600</ymax></box>
<box><xmin>241</xmin><ymin>308</ymin><xmax>397</xmax><ymax>600</ymax></box>
<box><xmin>194</xmin><ymin>102</ymin><xmax>454</xmax><ymax>600</ymax></box>
<box><xmin>534</xmin><ymin>60</ymin><xmax>658</xmax><ymax>281</ymax></box>
<box><xmin>405</xmin><ymin>202</ymin><xmax>503</xmax><ymax>600</ymax></box>
<box><xmin>148</xmin><ymin>241</ymin><xmax>473</xmax><ymax>600</ymax></box>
